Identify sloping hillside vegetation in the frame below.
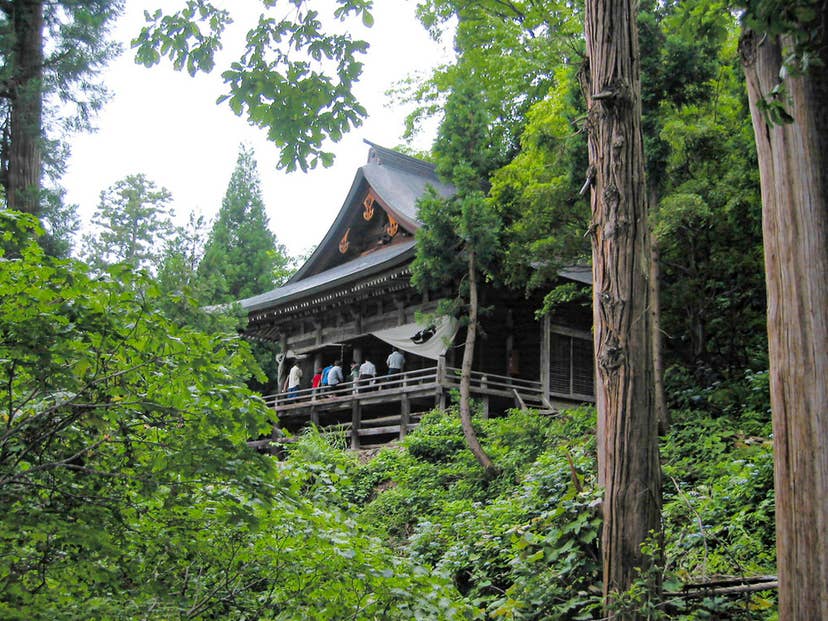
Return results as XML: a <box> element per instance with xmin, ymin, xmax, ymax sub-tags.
<box><xmin>284</xmin><ymin>401</ymin><xmax>775</xmax><ymax>620</ymax></box>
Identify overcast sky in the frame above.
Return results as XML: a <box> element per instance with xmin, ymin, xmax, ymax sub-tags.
<box><xmin>63</xmin><ymin>1</ymin><xmax>453</xmax><ymax>256</ymax></box>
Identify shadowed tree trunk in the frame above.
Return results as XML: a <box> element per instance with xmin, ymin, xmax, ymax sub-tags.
<box><xmin>583</xmin><ymin>0</ymin><xmax>662</xmax><ymax>614</ymax></box>
<box><xmin>741</xmin><ymin>19</ymin><xmax>828</xmax><ymax>620</ymax></box>
<box><xmin>459</xmin><ymin>248</ymin><xmax>497</xmax><ymax>478</ymax></box>
<box><xmin>4</xmin><ymin>0</ymin><xmax>44</xmax><ymax>214</ymax></box>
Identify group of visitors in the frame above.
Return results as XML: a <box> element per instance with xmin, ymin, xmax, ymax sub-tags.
<box><xmin>283</xmin><ymin>348</ymin><xmax>406</xmax><ymax>397</ymax></box>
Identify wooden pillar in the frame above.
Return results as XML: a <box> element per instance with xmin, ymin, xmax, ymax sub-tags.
<box><xmin>481</xmin><ymin>374</ymin><xmax>489</xmax><ymax>419</ymax></box>
<box><xmin>310</xmin><ymin>408</ymin><xmax>319</xmax><ymax>427</ymax></box>
<box><xmin>400</xmin><ymin>394</ymin><xmax>410</xmax><ymax>440</ymax></box>
<box><xmin>350</xmin><ymin>399</ymin><xmax>362</xmax><ymax>449</ymax></box>
<box><xmin>436</xmin><ymin>355</ymin><xmax>447</xmax><ymax>410</ymax></box>
<box><xmin>505</xmin><ymin>309</ymin><xmax>514</xmax><ymax>379</ymax></box>
<box><xmin>540</xmin><ymin>314</ymin><xmax>551</xmax><ymax>397</ymax></box>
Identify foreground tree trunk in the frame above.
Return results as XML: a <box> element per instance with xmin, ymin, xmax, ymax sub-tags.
<box><xmin>741</xmin><ymin>23</ymin><xmax>828</xmax><ymax>621</ymax></box>
<box><xmin>583</xmin><ymin>0</ymin><xmax>662</xmax><ymax>614</ymax></box>
<box><xmin>4</xmin><ymin>0</ymin><xmax>44</xmax><ymax>214</ymax></box>
<box><xmin>459</xmin><ymin>249</ymin><xmax>497</xmax><ymax>478</ymax></box>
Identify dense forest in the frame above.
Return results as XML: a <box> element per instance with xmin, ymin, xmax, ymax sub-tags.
<box><xmin>1</xmin><ymin>0</ymin><xmax>826</xmax><ymax>619</ymax></box>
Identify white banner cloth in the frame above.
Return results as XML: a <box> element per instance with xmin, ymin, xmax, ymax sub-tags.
<box><xmin>370</xmin><ymin>317</ymin><xmax>458</xmax><ymax>360</ymax></box>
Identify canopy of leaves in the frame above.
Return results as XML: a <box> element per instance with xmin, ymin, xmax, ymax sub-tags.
<box><xmin>0</xmin><ymin>213</ymin><xmax>470</xmax><ymax>619</ymax></box>
<box><xmin>133</xmin><ymin>1</ymin><xmax>373</xmax><ymax>171</ymax></box>
<box><xmin>402</xmin><ymin>0</ymin><xmax>582</xmax><ymax>158</ymax></box>
<box><xmin>411</xmin><ymin>75</ymin><xmax>502</xmax><ymax>307</ymax></box>
<box><xmin>641</xmin><ymin>2</ymin><xmax>767</xmax><ymax>384</ymax></box>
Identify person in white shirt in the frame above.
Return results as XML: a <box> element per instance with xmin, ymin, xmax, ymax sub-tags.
<box><xmin>358</xmin><ymin>359</ymin><xmax>376</xmax><ymax>391</ymax></box>
<box><xmin>327</xmin><ymin>360</ymin><xmax>345</xmax><ymax>389</ymax></box>
<box><xmin>285</xmin><ymin>362</ymin><xmax>302</xmax><ymax>398</ymax></box>
<box><xmin>386</xmin><ymin>349</ymin><xmax>405</xmax><ymax>374</ymax></box>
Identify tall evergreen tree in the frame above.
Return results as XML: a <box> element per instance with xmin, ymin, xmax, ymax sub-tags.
<box><xmin>199</xmin><ymin>144</ymin><xmax>290</xmax><ymax>303</ymax></box>
<box><xmin>740</xmin><ymin>3</ymin><xmax>828</xmax><ymax>617</ymax></box>
<box><xmin>81</xmin><ymin>173</ymin><xmax>174</xmax><ymax>273</ymax></box>
<box><xmin>583</xmin><ymin>0</ymin><xmax>662</xmax><ymax>614</ymax></box>
<box><xmin>412</xmin><ymin>72</ymin><xmax>502</xmax><ymax>477</ymax></box>
<box><xmin>0</xmin><ymin>1</ymin><xmax>122</xmax><ymax>215</ymax></box>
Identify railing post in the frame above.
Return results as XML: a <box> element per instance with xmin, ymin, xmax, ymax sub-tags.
<box><xmin>435</xmin><ymin>355</ymin><xmax>447</xmax><ymax>410</ymax></box>
<box><xmin>400</xmin><ymin>394</ymin><xmax>410</xmax><ymax>440</ymax></box>
<box><xmin>481</xmin><ymin>374</ymin><xmax>489</xmax><ymax>419</ymax></box>
<box><xmin>351</xmin><ymin>399</ymin><xmax>361</xmax><ymax>450</ymax></box>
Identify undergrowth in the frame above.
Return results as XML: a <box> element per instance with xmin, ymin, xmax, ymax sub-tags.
<box><xmin>283</xmin><ymin>401</ymin><xmax>776</xmax><ymax>619</ymax></box>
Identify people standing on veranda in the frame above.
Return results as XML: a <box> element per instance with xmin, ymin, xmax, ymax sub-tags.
<box><xmin>386</xmin><ymin>348</ymin><xmax>405</xmax><ymax>375</ymax></box>
<box><xmin>284</xmin><ymin>361</ymin><xmax>302</xmax><ymax>398</ymax></box>
<box><xmin>320</xmin><ymin>363</ymin><xmax>333</xmax><ymax>389</ymax></box>
<box><xmin>327</xmin><ymin>360</ymin><xmax>345</xmax><ymax>391</ymax></box>
<box><xmin>358</xmin><ymin>358</ymin><xmax>376</xmax><ymax>391</ymax></box>
<box><xmin>348</xmin><ymin>361</ymin><xmax>360</xmax><ymax>384</ymax></box>
<box><xmin>311</xmin><ymin>367</ymin><xmax>323</xmax><ymax>398</ymax></box>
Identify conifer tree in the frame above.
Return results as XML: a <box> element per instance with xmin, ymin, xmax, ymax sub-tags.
<box><xmin>412</xmin><ymin>73</ymin><xmax>502</xmax><ymax>477</ymax></box>
<box><xmin>0</xmin><ymin>1</ymin><xmax>122</xmax><ymax>215</ymax></box>
<box><xmin>199</xmin><ymin>145</ymin><xmax>290</xmax><ymax>303</ymax></box>
<box><xmin>81</xmin><ymin>173</ymin><xmax>174</xmax><ymax>273</ymax></box>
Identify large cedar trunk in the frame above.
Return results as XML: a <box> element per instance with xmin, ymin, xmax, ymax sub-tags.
<box><xmin>5</xmin><ymin>0</ymin><xmax>44</xmax><ymax>214</ymax></box>
<box><xmin>459</xmin><ymin>249</ymin><xmax>497</xmax><ymax>477</ymax></box>
<box><xmin>583</xmin><ymin>0</ymin><xmax>662</xmax><ymax>613</ymax></box>
<box><xmin>741</xmin><ymin>24</ymin><xmax>828</xmax><ymax>621</ymax></box>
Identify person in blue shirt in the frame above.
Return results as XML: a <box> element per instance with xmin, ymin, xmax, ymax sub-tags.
<box><xmin>321</xmin><ymin>363</ymin><xmax>333</xmax><ymax>387</ymax></box>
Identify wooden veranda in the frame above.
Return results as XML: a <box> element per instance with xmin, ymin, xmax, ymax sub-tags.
<box><xmin>263</xmin><ymin>358</ymin><xmax>554</xmax><ymax>448</ymax></box>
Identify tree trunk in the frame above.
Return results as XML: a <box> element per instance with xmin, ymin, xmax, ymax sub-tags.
<box><xmin>6</xmin><ymin>0</ymin><xmax>44</xmax><ymax>214</ymax></box>
<box><xmin>741</xmin><ymin>24</ymin><xmax>828</xmax><ymax>621</ymax></box>
<box><xmin>583</xmin><ymin>0</ymin><xmax>662</xmax><ymax>614</ymax></box>
<box><xmin>459</xmin><ymin>248</ymin><xmax>497</xmax><ymax>477</ymax></box>
<box><xmin>650</xmin><ymin>239</ymin><xmax>669</xmax><ymax>434</ymax></box>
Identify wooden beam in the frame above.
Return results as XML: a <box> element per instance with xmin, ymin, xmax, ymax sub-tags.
<box><xmin>541</xmin><ymin>314</ymin><xmax>551</xmax><ymax>397</ymax></box>
<box><xmin>350</xmin><ymin>400</ymin><xmax>362</xmax><ymax>449</ymax></box>
<box><xmin>400</xmin><ymin>393</ymin><xmax>411</xmax><ymax>440</ymax></box>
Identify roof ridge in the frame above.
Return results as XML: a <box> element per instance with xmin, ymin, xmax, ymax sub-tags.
<box><xmin>363</xmin><ymin>140</ymin><xmax>438</xmax><ymax>178</ymax></box>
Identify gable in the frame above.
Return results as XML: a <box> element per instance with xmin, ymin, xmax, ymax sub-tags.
<box><xmin>298</xmin><ymin>180</ymin><xmax>417</xmax><ymax>278</ymax></box>
<box><xmin>288</xmin><ymin>142</ymin><xmax>455</xmax><ymax>282</ymax></box>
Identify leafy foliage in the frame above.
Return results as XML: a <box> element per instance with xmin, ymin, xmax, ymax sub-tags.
<box><xmin>328</xmin><ymin>404</ymin><xmax>775</xmax><ymax>619</ymax></box>
<box><xmin>0</xmin><ymin>214</ymin><xmax>470</xmax><ymax>619</ymax></box>
<box><xmin>133</xmin><ymin>1</ymin><xmax>372</xmax><ymax>171</ymax></box>
<box><xmin>642</xmin><ymin>3</ymin><xmax>767</xmax><ymax>384</ymax></box>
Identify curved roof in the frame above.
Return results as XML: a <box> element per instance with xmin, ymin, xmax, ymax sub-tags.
<box><xmin>288</xmin><ymin>141</ymin><xmax>454</xmax><ymax>283</ymax></box>
<box><xmin>238</xmin><ymin>240</ymin><xmax>416</xmax><ymax>313</ymax></box>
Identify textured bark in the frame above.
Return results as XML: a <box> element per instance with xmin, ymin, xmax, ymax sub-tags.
<box><xmin>583</xmin><ymin>0</ymin><xmax>662</xmax><ymax>614</ymax></box>
<box><xmin>5</xmin><ymin>0</ymin><xmax>44</xmax><ymax>214</ymax></box>
<box><xmin>741</xmin><ymin>23</ymin><xmax>828</xmax><ymax>621</ymax></box>
<box><xmin>650</xmin><ymin>240</ymin><xmax>669</xmax><ymax>434</ymax></box>
<box><xmin>459</xmin><ymin>249</ymin><xmax>497</xmax><ymax>477</ymax></box>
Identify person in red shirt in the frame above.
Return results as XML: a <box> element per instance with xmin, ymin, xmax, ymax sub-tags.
<box><xmin>311</xmin><ymin>368</ymin><xmax>323</xmax><ymax>391</ymax></box>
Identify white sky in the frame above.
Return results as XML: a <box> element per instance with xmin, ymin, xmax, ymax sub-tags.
<box><xmin>63</xmin><ymin>1</ymin><xmax>453</xmax><ymax>256</ymax></box>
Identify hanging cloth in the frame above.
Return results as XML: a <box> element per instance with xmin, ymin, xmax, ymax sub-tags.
<box><xmin>370</xmin><ymin>316</ymin><xmax>458</xmax><ymax>360</ymax></box>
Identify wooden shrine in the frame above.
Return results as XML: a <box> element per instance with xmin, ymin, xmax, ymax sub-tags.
<box><xmin>238</xmin><ymin>142</ymin><xmax>594</xmax><ymax>446</ymax></box>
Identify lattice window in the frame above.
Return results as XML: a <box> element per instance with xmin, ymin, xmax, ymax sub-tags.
<box><xmin>549</xmin><ymin>333</ymin><xmax>594</xmax><ymax>397</ymax></box>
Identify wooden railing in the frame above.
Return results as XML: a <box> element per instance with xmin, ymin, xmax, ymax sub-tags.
<box><xmin>263</xmin><ymin>366</ymin><xmax>441</xmax><ymax>412</ymax></box>
<box><xmin>262</xmin><ymin>364</ymin><xmax>551</xmax><ymax>415</ymax></box>
<box><xmin>442</xmin><ymin>367</ymin><xmax>549</xmax><ymax>404</ymax></box>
